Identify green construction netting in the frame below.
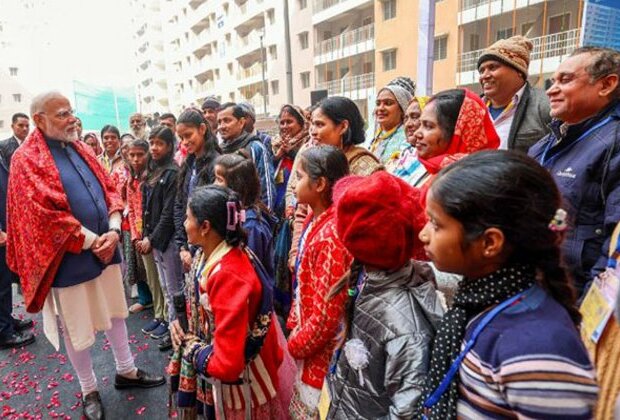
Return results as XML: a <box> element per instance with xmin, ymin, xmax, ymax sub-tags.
<box><xmin>73</xmin><ymin>80</ymin><xmax>137</xmax><ymax>133</ymax></box>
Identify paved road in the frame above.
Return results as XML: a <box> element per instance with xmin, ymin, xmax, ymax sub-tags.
<box><xmin>1</xmin><ymin>286</ymin><xmax>170</xmax><ymax>419</ymax></box>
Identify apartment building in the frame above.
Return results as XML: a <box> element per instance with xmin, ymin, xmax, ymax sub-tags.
<box><xmin>457</xmin><ymin>0</ymin><xmax>583</xmax><ymax>91</ymax></box>
<box><xmin>151</xmin><ymin>0</ymin><xmax>292</xmax><ymax>116</ymax></box>
<box><xmin>0</xmin><ymin>0</ymin><xmax>45</xmax><ymax>138</ymax></box>
<box><xmin>311</xmin><ymin>0</ymin><xmax>375</xmax><ymax>119</ymax></box>
<box><xmin>374</xmin><ymin>0</ymin><xmax>459</xmax><ymax>93</ymax></box>
<box><xmin>131</xmin><ymin>0</ymin><xmax>170</xmax><ymax>115</ymax></box>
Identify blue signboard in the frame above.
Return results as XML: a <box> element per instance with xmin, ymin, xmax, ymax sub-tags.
<box><xmin>582</xmin><ymin>0</ymin><xmax>620</xmax><ymax>50</ymax></box>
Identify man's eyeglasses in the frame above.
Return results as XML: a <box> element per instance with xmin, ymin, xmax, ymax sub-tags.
<box><xmin>39</xmin><ymin>109</ymin><xmax>76</xmax><ymax>120</ymax></box>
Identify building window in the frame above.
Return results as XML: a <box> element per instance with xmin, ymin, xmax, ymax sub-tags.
<box><xmin>300</xmin><ymin>72</ymin><xmax>310</xmax><ymax>89</ymax></box>
<box><xmin>267</xmin><ymin>9</ymin><xmax>275</xmax><ymax>25</ymax></box>
<box><xmin>9</xmin><ymin>67</ymin><xmax>17</xmax><ymax>76</ymax></box>
<box><xmin>271</xmin><ymin>80</ymin><xmax>279</xmax><ymax>95</ymax></box>
<box><xmin>549</xmin><ymin>13</ymin><xmax>570</xmax><ymax>34</ymax></box>
<box><xmin>469</xmin><ymin>34</ymin><xmax>479</xmax><ymax>51</ymax></box>
<box><xmin>298</xmin><ymin>32</ymin><xmax>309</xmax><ymax>50</ymax></box>
<box><xmin>496</xmin><ymin>27</ymin><xmax>514</xmax><ymax>41</ymax></box>
<box><xmin>382</xmin><ymin>49</ymin><xmax>397</xmax><ymax>71</ymax></box>
<box><xmin>434</xmin><ymin>36</ymin><xmax>448</xmax><ymax>61</ymax></box>
<box><xmin>229</xmin><ymin>92</ymin><xmax>235</xmax><ymax>101</ymax></box>
<box><xmin>269</xmin><ymin>45</ymin><xmax>277</xmax><ymax>60</ymax></box>
<box><xmin>382</xmin><ymin>0</ymin><xmax>396</xmax><ymax>21</ymax></box>
<box><xmin>298</xmin><ymin>0</ymin><xmax>307</xmax><ymax>9</ymax></box>
<box><xmin>0</xmin><ymin>120</ymin><xmax>3</xmax><ymax>129</ymax></box>
<box><xmin>13</xmin><ymin>93</ymin><xmax>21</xmax><ymax>103</ymax></box>
<box><xmin>228</xmin><ymin>62</ymin><xmax>233</xmax><ymax>74</ymax></box>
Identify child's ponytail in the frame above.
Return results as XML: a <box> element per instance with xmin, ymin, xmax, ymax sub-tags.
<box><xmin>328</xmin><ymin>259</ymin><xmax>363</xmax><ymax>340</ymax></box>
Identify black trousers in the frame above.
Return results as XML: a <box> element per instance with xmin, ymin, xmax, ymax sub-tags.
<box><xmin>0</xmin><ymin>246</ymin><xmax>14</xmax><ymax>338</ymax></box>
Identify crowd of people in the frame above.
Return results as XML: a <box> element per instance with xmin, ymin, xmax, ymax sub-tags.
<box><xmin>1</xmin><ymin>37</ymin><xmax>620</xmax><ymax>419</ymax></box>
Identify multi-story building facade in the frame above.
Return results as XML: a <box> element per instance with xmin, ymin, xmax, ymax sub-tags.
<box><xmin>456</xmin><ymin>0</ymin><xmax>583</xmax><ymax>91</ymax></box>
<box><xmin>374</xmin><ymin>0</ymin><xmax>459</xmax><ymax>93</ymax></box>
<box><xmin>150</xmin><ymin>0</ymin><xmax>293</xmax><ymax>116</ymax></box>
<box><xmin>0</xmin><ymin>0</ymin><xmax>45</xmax><ymax>138</ymax></box>
<box><xmin>312</xmin><ymin>0</ymin><xmax>376</xmax><ymax>118</ymax></box>
<box><xmin>131</xmin><ymin>0</ymin><xmax>170</xmax><ymax>115</ymax></box>
<box><xmin>132</xmin><ymin>0</ymin><xmax>589</xmax><ymax>118</ymax></box>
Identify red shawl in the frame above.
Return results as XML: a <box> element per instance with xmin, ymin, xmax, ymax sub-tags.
<box><xmin>418</xmin><ymin>88</ymin><xmax>500</xmax><ymax>175</ymax></box>
<box><xmin>6</xmin><ymin>128</ymin><xmax>123</xmax><ymax>313</ymax></box>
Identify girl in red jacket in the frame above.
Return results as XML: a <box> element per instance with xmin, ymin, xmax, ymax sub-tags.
<box><xmin>169</xmin><ymin>185</ymin><xmax>286</xmax><ymax>419</ymax></box>
<box><xmin>287</xmin><ymin>145</ymin><xmax>352</xmax><ymax>419</ymax></box>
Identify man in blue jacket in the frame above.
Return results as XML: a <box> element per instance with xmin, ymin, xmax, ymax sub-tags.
<box><xmin>217</xmin><ymin>102</ymin><xmax>276</xmax><ymax>210</ymax></box>
<box><xmin>529</xmin><ymin>46</ymin><xmax>620</xmax><ymax>294</ymax></box>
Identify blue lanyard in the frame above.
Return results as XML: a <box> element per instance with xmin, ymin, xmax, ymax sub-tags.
<box><xmin>539</xmin><ymin>116</ymin><xmax>613</xmax><ymax>167</ymax></box>
<box><xmin>292</xmin><ymin>221</ymin><xmax>313</xmax><ymax>298</ymax></box>
<box><xmin>608</xmin><ymin>233</ymin><xmax>620</xmax><ymax>269</ymax></box>
<box><xmin>422</xmin><ymin>291</ymin><xmax>525</xmax><ymax>417</ymax></box>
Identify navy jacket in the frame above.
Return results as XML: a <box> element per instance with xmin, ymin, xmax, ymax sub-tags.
<box><xmin>244</xmin><ymin>207</ymin><xmax>277</xmax><ymax>280</ymax></box>
<box><xmin>529</xmin><ymin>100</ymin><xmax>620</xmax><ymax>292</ymax></box>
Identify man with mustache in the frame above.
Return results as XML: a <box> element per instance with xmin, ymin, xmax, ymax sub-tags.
<box><xmin>6</xmin><ymin>92</ymin><xmax>165</xmax><ymax>420</ymax></box>
<box><xmin>477</xmin><ymin>35</ymin><xmax>551</xmax><ymax>152</ymax></box>
<box><xmin>529</xmin><ymin>47</ymin><xmax>620</xmax><ymax>295</ymax></box>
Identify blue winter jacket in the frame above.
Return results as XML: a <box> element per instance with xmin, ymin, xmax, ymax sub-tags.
<box><xmin>529</xmin><ymin>100</ymin><xmax>620</xmax><ymax>293</ymax></box>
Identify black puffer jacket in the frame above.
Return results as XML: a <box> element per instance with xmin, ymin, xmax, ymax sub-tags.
<box><xmin>142</xmin><ymin>166</ymin><xmax>178</xmax><ymax>252</ymax></box>
<box><xmin>327</xmin><ymin>261</ymin><xmax>443</xmax><ymax>420</ymax></box>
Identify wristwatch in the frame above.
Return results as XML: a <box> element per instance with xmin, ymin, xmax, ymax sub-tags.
<box><xmin>109</xmin><ymin>228</ymin><xmax>122</xmax><ymax>239</ymax></box>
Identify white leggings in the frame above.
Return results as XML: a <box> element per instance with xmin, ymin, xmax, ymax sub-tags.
<box><xmin>62</xmin><ymin>317</ymin><xmax>136</xmax><ymax>394</ymax></box>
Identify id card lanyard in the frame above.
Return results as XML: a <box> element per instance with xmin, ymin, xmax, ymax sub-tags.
<box><xmin>422</xmin><ymin>291</ymin><xmax>525</xmax><ymax>418</ymax></box>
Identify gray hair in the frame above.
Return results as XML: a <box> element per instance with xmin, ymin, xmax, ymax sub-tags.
<box><xmin>30</xmin><ymin>91</ymin><xmax>67</xmax><ymax>116</ymax></box>
<box><xmin>571</xmin><ymin>46</ymin><xmax>620</xmax><ymax>99</ymax></box>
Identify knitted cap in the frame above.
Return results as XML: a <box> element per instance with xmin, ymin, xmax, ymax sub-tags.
<box><xmin>477</xmin><ymin>35</ymin><xmax>533</xmax><ymax>77</ymax></box>
<box><xmin>334</xmin><ymin>171</ymin><xmax>426</xmax><ymax>270</ymax></box>
<box><xmin>381</xmin><ymin>76</ymin><xmax>416</xmax><ymax>113</ymax></box>
<box><xmin>202</xmin><ymin>96</ymin><xmax>221</xmax><ymax>110</ymax></box>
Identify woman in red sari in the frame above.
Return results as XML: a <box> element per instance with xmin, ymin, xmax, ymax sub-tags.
<box><xmin>414</xmin><ymin>88</ymin><xmax>500</xmax><ymax>204</ymax></box>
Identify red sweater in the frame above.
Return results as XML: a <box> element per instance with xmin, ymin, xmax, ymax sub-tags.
<box><xmin>201</xmin><ymin>247</ymin><xmax>283</xmax><ymax>408</ymax></box>
<box><xmin>287</xmin><ymin>206</ymin><xmax>353</xmax><ymax>389</ymax></box>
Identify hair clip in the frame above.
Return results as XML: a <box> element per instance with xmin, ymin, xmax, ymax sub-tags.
<box><xmin>226</xmin><ymin>201</ymin><xmax>238</xmax><ymax>231</ymax></box>
<box><xmin>226</xmin><ymin>202</ymin><xmax>246</xmax><ymax>231</ymax></box>
<box><xmin>548</xmin><ymin>208</ymin><xmax>568</xmax><ymax>232</ymax></box>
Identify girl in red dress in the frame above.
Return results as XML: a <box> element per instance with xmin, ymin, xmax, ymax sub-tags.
<box><xmin>287</xmin><ymin>145</ymin><xmax>353</xmax><ymax>419</ymax></box>
<box><xmin>169</xmin><ymin>185</ymin><xmax>287</xmax><ymax>420</ymax></box>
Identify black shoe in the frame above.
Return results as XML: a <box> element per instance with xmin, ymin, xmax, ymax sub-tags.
<box><xmin>0</xmin><ymin>330</ymin><xmax>35</xmax><ymax>349</ymax></box>
<box><xmin>114</xmin><ymin>368</ymin><xmax>166</xmax><ymax>389</ymax></box>
<box><xmin>82</xmin><ymin>391</ymin><xmax>105</xmax><ymax>420</ymax></box>
<box><xmin>158</xmin><ymin>335</ymin><xmax>172</xmax><ymax>351</ymax></box>
<box><xmin>12</xmin><ymin>317</ymin><xmax>33</xmax><ymax>332</ymax></box>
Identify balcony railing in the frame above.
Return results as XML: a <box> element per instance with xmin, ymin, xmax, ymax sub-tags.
<box><xmin>313</xmin><ymin>0</ymin><xmax>342</xmax><ymax>12</ymax></box>
<box><xmin>316</xmin><ymin>72</ymin><xmax>374</xmax><ymax>96</ymax></box>
<box><xmin>458</xmin><ymin>29</ymin><xmax>580</xmax><ymax>73</ymax></box>
<box><xmin>461</xmin><ymin>0</ymin><xmax>490</xmax><ymax>12</ymax></box>
<box><xmin>315</xmin><ymin>23</ymin><xmax>374</xmax><ymax>57</ymax></box>
<box><xmin>237</xmin><ymin>63</ymin><xmax>265</xmax><ymax>81</ymax></box>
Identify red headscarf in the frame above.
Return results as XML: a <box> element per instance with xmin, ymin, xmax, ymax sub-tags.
<box><xmin>6</xmin><ymin>128</ymin><xmax>123</xmax><ymax>313</ymax></box>
<box><xmin>418</xmin><ymin>88</ymin><xmax>500</xmax><ymax>175</ymax></box>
